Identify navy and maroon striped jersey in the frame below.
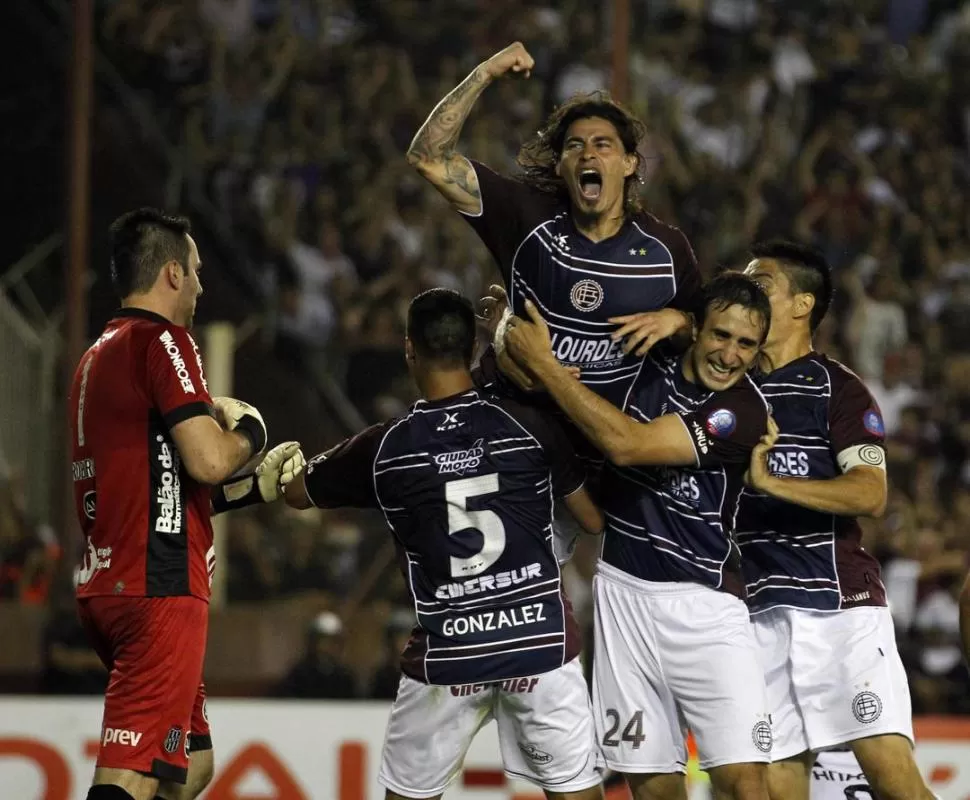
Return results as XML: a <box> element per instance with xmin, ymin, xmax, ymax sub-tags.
<box><xmin>70</xmin><ymin>309</ymin><xmax>215</xmax><ymax>601</ymax></box>
<box><xmin>737</xmin><ymin>354</ymin><xmax>888</xmax><ymax>613</ymax></box>
<box><xmin>302</xmin><ymin>388</ymin><xmax>585</xmax><ymax>685</ymax></box>
<box><xmin>463</xmin><ymin>161</ymin><xmax>703</xmax><ymax>408</ymax></box>
<box><xmin>600</xmin><ymin>351</ymin><xmax>769</xmax><ymax>595</ymax></box>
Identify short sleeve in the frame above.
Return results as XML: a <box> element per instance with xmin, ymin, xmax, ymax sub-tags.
<box><xmin>500</xmin><ymin>400</ymin><xmax>585</xmax><ymax>497</ymax></box>
<box><xmin>459</xmin><ymin>161</ymin><xmax>542</xmax><ymax>284</ymax></box>
<box><xmin>147</xmin><ymin>326</ymin><xmax>213</xmax><ymax>429</ymax></box>
<box><xmin>678</xmin><ymin>381</ymin><xmax>768</xmax><ymax>467</ymax></box>
<box><xmin>669</xmin><ymin>228</ymin><xmax>704</xmax><ymax>318</ymax></box>
<box><xmin>829</xmin><ymin>370</ymin><xmax>886</xmax><ymax>453</ymax></box>
<box><xmin>303</xmin><ymin>423</ymin><xmax>387</xmax><ymax>509</ymax></box>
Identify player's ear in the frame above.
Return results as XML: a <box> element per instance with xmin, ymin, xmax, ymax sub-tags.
<box><xmin>623</xmin><ymin>151</ymin><xmax>638</xmax><ymax>178</ymax></box>
<box><xmin>554</xmin><ymin>157</ymin><xmax>562</xmax><ymax>178</ymax></box>
<box><xmin>794</xmin><ymin>292</ymin><xmax>815</xmax><ymax>322</ymax></box>
<box><xmin>164</xmin><ymin>261</ymin><xmax>183</xmax><ymax>289</ymax></box>
<box><xmin>404</xmin><ymin>338</ymin><xmax>416</xmax><ymax>363</ymax></box>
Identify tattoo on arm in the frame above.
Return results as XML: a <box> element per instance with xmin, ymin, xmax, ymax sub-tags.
<box><xmin>408</xmin><ymin>66</ymin><xmax>490</xmax><ymax>199</ymax></box>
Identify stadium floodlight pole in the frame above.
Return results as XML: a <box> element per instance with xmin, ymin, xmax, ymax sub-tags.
<box><xmin>610</xmin><ymin>0</ymin><xmax>631</xmax><ymax>105</ymax></box>
<box><xmin>63</xmin><ymin>0</ymin><xmax>93</xmax><ymax>539</ymax></box>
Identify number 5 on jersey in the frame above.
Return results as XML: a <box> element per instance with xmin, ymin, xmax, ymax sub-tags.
<box><xmin>446</xmin><ymin>474</ymin><xmax>506</xmax><ymax>578</ymax></box>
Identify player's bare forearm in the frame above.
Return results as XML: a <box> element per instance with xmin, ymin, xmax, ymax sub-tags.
<box><xmin>406</xmin><ymin>65</ymin><xmax>490</xmax><ymax>212</ymax></box>
<box><xmin>754</xmin><ymin>466</ymin><xmax>886</xmax><ymax>518</ymax></box>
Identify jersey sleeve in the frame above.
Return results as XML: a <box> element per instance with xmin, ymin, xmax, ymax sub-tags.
<box><xmin>147</xmin><ymin>326</ymin><xmax>213</xmax><ymax>429</ymax></box>
<box><xmin>829</xmin><ymin>368</ymin><xmax>887</xmax><ymax>472</ymax></box>
<box><xmin>458</xmin><ymin>160</ymin><xmax>536</xmax><ymax>284</ymax></box>
<box><xmin>502</xmin><ymin>401</ymin><xmax>586</xmax><ymax>497</ymax></box>
<box><xmin>669</xmin><ymin>227</ymin><xmax>705</xmax><ymax>318</ymax></box>
<box><xmin>677</xmin><ymin>380</ymin><xmax>768</xmax><ymax>467</ymax></box>
<box><xmin>303</xmin><ymin>423</ymin><xmax>387</xmax><ymax>509</ymax></box>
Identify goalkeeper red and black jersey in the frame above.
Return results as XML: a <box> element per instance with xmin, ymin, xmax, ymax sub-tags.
<box><xmin>70</xmin><ymin>308</ymin><xmax>216</xmax><ymax>601</ymax></box>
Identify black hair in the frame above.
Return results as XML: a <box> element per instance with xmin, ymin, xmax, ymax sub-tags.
<box><xmin>697</xmin><ymin>273</ymin><xmax>772</xmax><ymax>344</ymax></box>
<box><xmin>406</xmin><ymin>288</ymin><xmax>476</xmax><ymax>367</ymax></box>
<box><xmin>749</xmin><ymin>239</ymin><xmax>833</xmax><ymax>331</ymax></box>
<box><xmin>108</xmin><ymin>208</ymin><xmax>192</xmax><ymax>299</ymax></box>
<box><xmin>516</xmin><ymin>91</ymin><xmax>646</xmax><ymax>213</ymax></box>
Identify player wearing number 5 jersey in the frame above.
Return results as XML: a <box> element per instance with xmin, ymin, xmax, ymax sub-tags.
<box><xmin>69</xmin><ymin>209</ymin><xmax>296</xmax><ymax>800</ymax></box>
<box><xmin>505</xmin><ymin>274</ymin><xmax>774</xmax><ymax>800</ymax></box>
<box><xmin>284</xmin><ymin>289</ymin><xmax>605</xmax><ymax>800</ymax></box>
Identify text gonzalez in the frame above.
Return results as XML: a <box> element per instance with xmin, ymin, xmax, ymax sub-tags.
<box><xmin>435</xmin><ymin>563</ymin><xmax>543</xmax><ymax>599</ymax></box>
<box><xmin>442</xmin><ymin>603</ymin><xmax>548</xmax><ymax>636</ymax></box>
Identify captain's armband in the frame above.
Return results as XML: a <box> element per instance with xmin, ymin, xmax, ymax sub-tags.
<box><xmin>836</xmin><ymin>444</ymin><xmax>886</xmax><ymax>473</ymax></box>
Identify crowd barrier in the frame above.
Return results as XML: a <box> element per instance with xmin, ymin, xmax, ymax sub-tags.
<box><xmin>2</xmin><ymin>698</ymin><xmax>969</xmax><ymax>799</ymax></box>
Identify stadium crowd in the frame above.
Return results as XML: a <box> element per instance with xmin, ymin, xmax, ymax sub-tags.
<box><xmin>2</xmin><ymin>0</ymin><xmax>970</xmax><ymax>711</ymax></box>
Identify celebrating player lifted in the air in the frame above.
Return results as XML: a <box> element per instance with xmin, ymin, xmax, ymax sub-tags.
<box><xmin>284</xmin><ymin>288</ymin><xmax>606</xmax><ymax>800</ymax></box>
<box><xmin>505</xmin><ymin>273</ymin><xmax>774</xmax><ymax>800</ymax></box>
<box><xmin>738</xmin><ymin>240</ymin><xmax>935</xmax><ymax>800</ymax></box>
<box><xmin>407</xmin><ymin>41</ymin><xmax>703</xmax><ymax>408</ymax></box>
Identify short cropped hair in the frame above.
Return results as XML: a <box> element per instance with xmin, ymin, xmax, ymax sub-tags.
<box><xmin>749</xmin><ymin>239</ymin><xmax>833</xmax><ymax>331</ymax></box>
<box><xmin>109</xmin><ymin>208</ymin><xmax>192</xmax><ymax>299</ymax></box>
<box><xmin>517</xmin><ymin>91</ymin><xmax>647</xmax><ymax>213</ymax></box>
<box><xmin>697</xmin><ymin>273</ymin><xmax>772</xmax><ymax>344</ymax></box>
<box><xmin>406</xmin><ymin>288</ymin><xmax>477</xmax><ymax>367</ymax></box>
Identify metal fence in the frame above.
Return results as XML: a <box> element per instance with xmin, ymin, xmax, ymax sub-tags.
<box><xmin>0</xmin><ymin>285</ymin><xmax>61</xmax><ymax>524</ymax></box>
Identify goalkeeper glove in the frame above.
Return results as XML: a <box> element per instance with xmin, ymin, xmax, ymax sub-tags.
<box><xmin>212</xmin><ymin>396</ymin><xmax>267</xmax><ymax>456</ymax></box>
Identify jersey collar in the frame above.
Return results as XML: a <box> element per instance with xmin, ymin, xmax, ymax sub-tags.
<box><xmin>112</xmin><ymin>308</ymin><xmax>174</xmax><ymax>326</ymax></box>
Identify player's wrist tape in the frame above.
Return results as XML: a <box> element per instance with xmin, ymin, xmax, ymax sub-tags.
<box><xmin>212</xmin><ymin>474</ymin><xmax>263</xmax><ymax>514</ymax></box>
<box><xmin>234</xmin><ymin>414</ymin><xmax>267</xmax><ymax>456</ymax></box>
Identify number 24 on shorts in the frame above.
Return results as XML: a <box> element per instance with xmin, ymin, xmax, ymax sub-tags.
<box><xmin>602</xmin><ymin>709</ymin><xmax>646</xmax><ymax>748</ymax></box>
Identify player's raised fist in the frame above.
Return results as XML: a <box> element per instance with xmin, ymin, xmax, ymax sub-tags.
<box><xmin>483</xmin><ymin>42</ymin><xmax>534</xmax><ymax>80</ymax></box>
<box><xmin>256</xmin><ymin>441</ymin><xmax>305</xmax><ymax>502</ymax></box>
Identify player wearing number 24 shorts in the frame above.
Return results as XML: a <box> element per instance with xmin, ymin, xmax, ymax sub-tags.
<box><xmin>284</xmin><ymin>289</ymin><xmax>607</xmax><ymax>800</ymax></box>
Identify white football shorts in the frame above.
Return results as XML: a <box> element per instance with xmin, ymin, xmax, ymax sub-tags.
<box><xmin>378</xmin><ymin>657</ymin><xmax>602</xmax><ymax>798</ymax></box>
<box><xmin>753</xmin><ymin>605</ymin><xmax>914</xmax><ymax>761</ymax></box>
<box><xmin>592</xmin><ymin>563</ymin><xmax>771</xmax><ymax>773</ymax></box>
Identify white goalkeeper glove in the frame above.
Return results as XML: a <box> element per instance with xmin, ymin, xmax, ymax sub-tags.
<box><xmin>212</xmin><ymin>396</ymin><xmax>267</xmax><ymax>456</ymax></box>
<box><xmin>255</xmin><ymin>441</ymin><xmax>306</xmax><ymax>502</ymax></box>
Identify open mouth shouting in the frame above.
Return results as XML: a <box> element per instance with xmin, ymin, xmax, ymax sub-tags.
<box><xmin>578</xmin><ymin>168</ymin><xmax>603</xmax><ymax>202</ymax></box>
<box><xmin>703</xmin><ymin>359</ymin><xmax>739</xmax><ymax>387</ymax></box>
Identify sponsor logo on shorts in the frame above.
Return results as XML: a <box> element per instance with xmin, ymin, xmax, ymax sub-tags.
<box><xmin>154</xmin><ymin>435</ymin><xmax>183</xmax><ymax>534</ymax></box>
<box><xmin>451</xmin><ymin>677</ymin><xmax>540</xmax><ymax>696</ymax></box>
<box><xmin>851</xmin><ymin>691</ymin><xmax>883</xmax><ymax>724</ymax></box>
<box><xmin>442</xmin><ymin>603</ymin><xmax>548</xmax><ymax>636</ymax></box>
<box><xmin>434</xmin><ymin>440</ymin><xmax>484</xmax><ymax>475</ymax></box>
<box><xmin>519</xmin><ymin>742</ymin><xmax>553</xmax><ymax>764</ymax></box>
<box><xmin>159</xmin><ymin>330</ymin><xmax>196</xmax><ymax>393</ymax></box>
<box><xmin>706</xmin><ymin>408</ymin><xmax>737</xmax><ymax>437</ymax></box>
<box><xmin>163</xmin><ymin>725</ymin><xmax>183</xmax><ymax>754</ymax></box>
<box><xmin>751</xmin><ymin>720</ymin><xmax>772</xmax><ymax>753</ymax></box>
<box><xmin>82</xmin><ymin>490</ymin><xmax>97</xmax><ymax>520</ymax></box>
<box><xmin>103</xmin><ymin>727</ymin><xmax>143</xmax><ymax>747</ymax></box>
<box><xmin>863</xmin><ymin>409</ymin><xmax>885</xmax><ymax>437</ymax></box>
<box><xmin>570</xmin><ymin>279</ymin><xmax>603</xmax><ymax>312</ymax></box>
<box><xmin>72</xmin><ymin>458</ymin><xmax>95</xmax><ymax>481</ymax></box>
<box><xmin>549</xmin><ymin>331</ymin><xmax>624</xmax><ymax>368</ymax></box>
<box><xmin>435</xmin><ymin>563</ymin><xmax>542</xmax><ymax>600</ymax></box>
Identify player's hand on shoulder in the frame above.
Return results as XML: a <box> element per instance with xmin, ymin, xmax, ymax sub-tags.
<box><xmin>482</xmin><ymin>42</ymin><xmax>534</xmax><ymax>80</ymax></box>
<box><xmin>505</xmin><ymin>299</ymin><xmax>553</xmax><ymax>364</ymax></box>
<box><xmin>212</xmin><ymin>396</ymin><xmax>268</xmax><ymax>456</ymax></box>
<box><xmin>255</xmin><ymin>441</ymin><xmax>306</xmax><ymax>502</ymax></box>
<box><xmin>608</xmin><ymin>308</ymin><xmax>692</xmax><ymax>357</ymax></box>
<box><xmin>744</xmin><ymin>416</ymin><xmax>779</xmax><ymax>489</ymax></box>
<box><xmin>477</xmin><ymin>283</ymin><xmax>509</xmax><ymax>339</ymax></box>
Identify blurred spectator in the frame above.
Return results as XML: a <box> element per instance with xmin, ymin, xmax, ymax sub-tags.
<box><xmin>368</xmin><ymin>609</ymin><xmax>417</xmax><ymax>700</ymax></box>
<box><xmin>275</xmin><ymin>611</ymin><xmax>357</xmax><ymax>699</ymax></box>
<box><xmin>0</xmin><ymin>470</ymin><xmax>60</xmax><ymax>604</ymax></box>
<box><xmin>39</xmin><ymin>585</ymin><xmax>108</xmax><ymax>695</ymax></box>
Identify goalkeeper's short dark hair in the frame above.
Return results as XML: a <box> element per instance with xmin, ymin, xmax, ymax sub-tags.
<box><xmin>407</xmin><ymin>288</ymin><xmax>477</xmax><ymax>368</ymax></box>
<box><xmin>109</xmin><ymin>208</ymin><xmax>192</xmax><ymax>299</ymax></box>
<box><xmin>749</xmin><ymin>239</ymin><xmax>833</xmax><ymax>331</ymax></box>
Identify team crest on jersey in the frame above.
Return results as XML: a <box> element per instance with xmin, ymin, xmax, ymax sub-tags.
<box><xmin>163</xmin><ymin>725</ymin><xmax>183</xmax><ymax>754</ymax></box>
<box><xmin>851</xmin><ymin>691</ymin><xmax>882</xmax><ymax>723</ymax></box>
<box><xmin>705</xmin><ymin>408</ymin><xmax>737</xmax><ymax>437</ymax></box>
<box><xmin>434</xmin><ymin>439</ymin><xmax>485</xmax><ymax>475</ymax></box>
<box><xmin>570</xmin><ymin>279</ymin><xmax>604</xmax><ymax>312</ymax></box>
<box><xmin>863</xmin><ymin>409</ymin><xmax>884</xmax><ymax>437</ymax></box>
